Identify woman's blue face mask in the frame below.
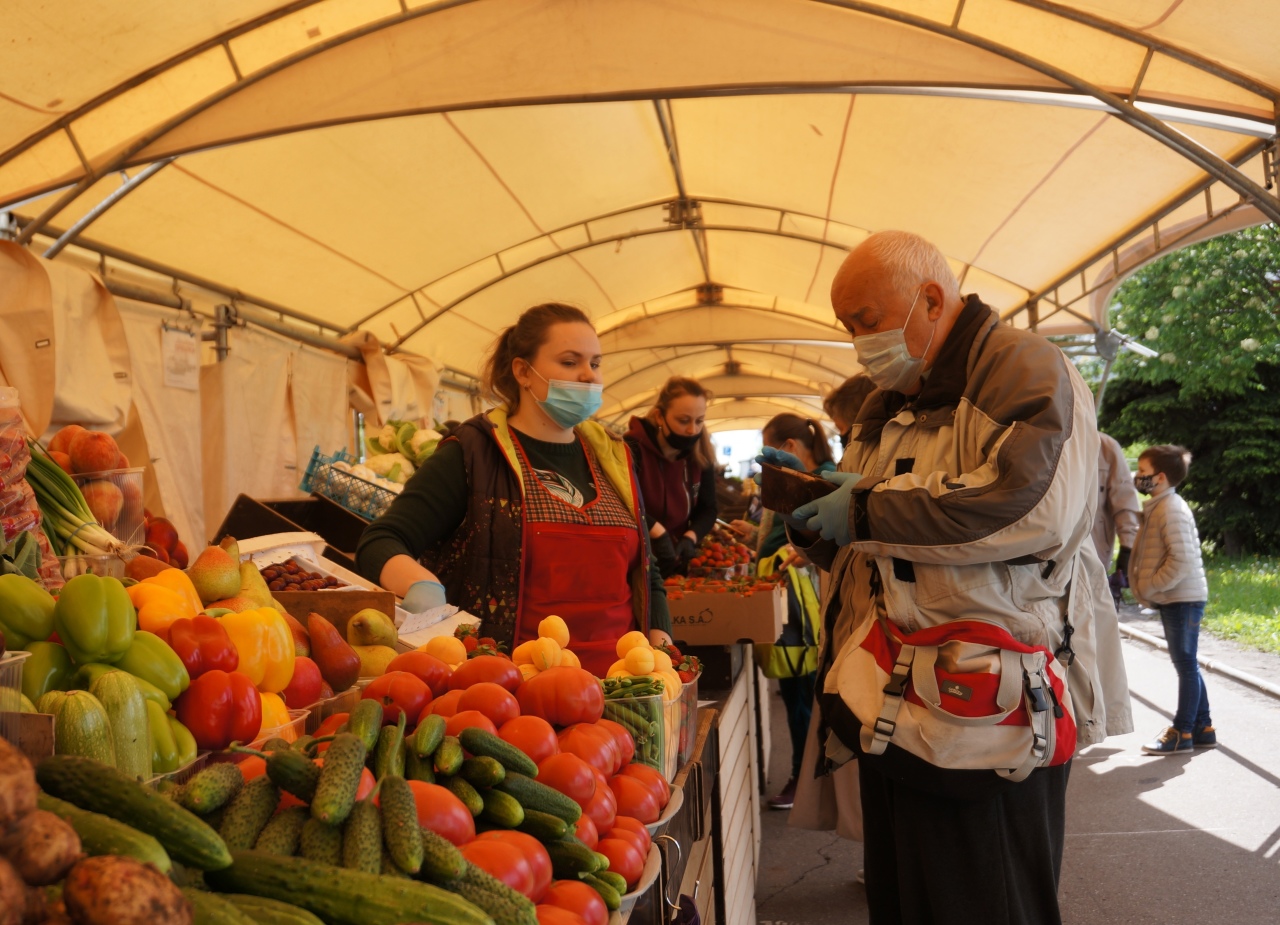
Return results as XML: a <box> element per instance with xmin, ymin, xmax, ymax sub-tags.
<box><xmin>531</xmin><ymin>368</ymin><xmax>603</xmax><ymax>428</ymax></box>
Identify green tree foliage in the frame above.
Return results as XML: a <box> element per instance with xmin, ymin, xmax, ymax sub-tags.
<box><xmin>1098</xmin><ymin>225</ymin><xmax>1280</xmax><ymax>554</ymax></box>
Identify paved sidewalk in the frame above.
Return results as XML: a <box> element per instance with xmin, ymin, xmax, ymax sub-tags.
<box><xmin>754</xmin><ymin>633</ymin><xmax>1280</xmax><ymax>925</ymax></box>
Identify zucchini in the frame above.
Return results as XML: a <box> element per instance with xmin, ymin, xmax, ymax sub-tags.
<box><xmin>458</xmin><ymin>728</ymin><xmax>537</xmax><ymax>778</ymax></box>
<box><xmin>180</xmin><ymin>763</ymin><xmax>245</xmax><ymax>814</ymax></box>
<box><xmin>88</xmin><ymin>670</ymin><xmax>150</xmax><ymax>781</ymax></box>
<box><xmin>255</xmin><ymin>805</ymin><xmax>310</xmax><ymax>856</ymax></box>
<box><xmin>222</xmin><ymin>894</ymin><xmax>325</xmax><ymax>925</ymax></box>
<box><xmin>36</xmin><ymin>792</ymin><xmax>172</xmax><ymax>873</ymax></box>
<box><xmin>493</xmin><ymin>773</ymin><xmax>581</xmax><ymax>824</ymax></box>
<box><xmin>443</xmin><ymin>776</ymin><xmax>484</xmax><ymax>818</ymax></box>
<box><xmin>433</xmin><ymin>736</ymin><xmax>464</xmax><ymax>777</ymax></box>
<box><xmin>410</xmin><ymin>714</ymin><xmax>446</xmax><ymax>758</ymax></box>
<box><xmin>184</xmin><ymin>887</ymin><xmax>259</xmax><ymax>925</ymax></box>
<box><xmin>516</xmin><ymin>810</ymin><xmax>570</xmax><ymax>842</ymax></box>
<box><xmin>379</xmin><ymin>775</ymin><xmax>424</xmax><ymax>875</ymax></box>
<box><xmin>459</xmin><ymin>756</ymin><xmax>505</xmax><ymax>788</ymax></box>
<box><xmin>37</xmin><ymin>755</ymin><xmax>231</xmax><ymax>870</ymax></box>
<box><xmin>220</xmin><ymin>775</ymin><xmax>281</xmax><ymax>851</ymax></box>
<box><xmin>346</xmin><ymin>699</ymin><xmax>383</xmax><ymax>753</ymax></box>
<box><xmin>417</xmin><ymin>828</ymin><xmax>467</xmax><ymax>885</ymax></box>
<box><xmin>479</xmin><ymin>789</ymin><xmax>524</xmax><ymax>829</ymax></box>
<box><xmin>38</xmin><ymin>689</ymin><xmax>116</xmax><ymax>767</ymax></box>
<box><xmin>203</xmin><ymin>850</ymin><xmax>496</xmax><ymax>925</ymax></box>
<box><xmin>311</xmin><ymin>734</ymin><xmax>367</xmax><ymax>825</ymax></box>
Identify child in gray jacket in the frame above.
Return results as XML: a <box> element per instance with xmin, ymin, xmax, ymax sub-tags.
<box><xmin>1130</xmin><ymin>445</ymin><xmax>1215</xmax><ymax>755</ymax></box>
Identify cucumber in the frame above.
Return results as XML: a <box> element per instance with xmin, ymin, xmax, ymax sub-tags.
<box><xmin>260</xmin><ymin>737</ymin><xmax>293</xmax><ymax>752</ymax></box>
<box><xmin>582</xmin><ymin>873</ymin><xmax>622</xmax><ymax>911</ymax></box>
<box><xmin>219</xmin><ymin>775</ymin><xmax>281</xmax><ymax>851</ymax></box>
<box><xmin>546</xmin><ymin>839</ymin><xmax>603</xmax><ymax>879</ymax></box>
<box><xmin>595</xmin><ymin>870</ymin><xmax>628</xmax><ymax>894</ymax></box>
<box><xmin>458</xmin><ymin>728</ymin><xmax>538</xmax><ymax>778</ymax></box>
<box><xmin>379</xmin><ymin>775</ymin><xmax>424</xmax><ymax>875</ymax></box>
<box><xmin>480</xmin><ymin>789</ymin><xmax>524</xmax><ymax>829</ymax></box>
<box><xmin>179</xmin><ymin>763</ymin><xmax>245</xmax><ymax>814</ymax></box>
<box><xmin>516</xmin><ymin>810</ymin><xmax>570</xmax><ymax>842</ymax></box>
<box><xmin>184</xmin><ymin>887</ymin><xmax>259</xmax><ymax>925</ymax></box>
<box><xmin>443</xmin><ymin>776</ymin><xmax>484</xmax><ymax>817</ymax></box>
<box><xmin>259</xmin><ymin>747</ymin><xmax>322</xmax><ymax>803</ymax></box>
<box><xmin>433</xmin><ymin>736</ymin><xmax>464</xmax><ymax>777</ymax></box>
<box><xmin>36</xmin><ymin>792</ymin><xmax>172</xmax><ymax>873</ymax></box>
<box><xmin>410</xmin><ymin>714</ymin><xmax>446</xmax><ymax>758</ymax></box>
<box><xmin>36</xmin><ymin>755</ymin><xmax>231</xmax><ymax>870</ymax></box>
<box><xmin>255</xmin><ymin>805</ymin><xmax>310</xmax><ymax>856</ymax></box>
<box><xmin>460</xmin><ymin>756</ymin><xmax>505</xmax><ymax>788</ymax></box>
<box><xmin>222</xmin><ymin>894</ymin><xmax>325</xmax><ymax>925</ymax></box>
<box><xmin>88</xmin><ymin>670</ymin><xmax>150</xmax><ymax>781</ymax></box>
<box><xmin>405</xmin><ymin>749</ymin><xmax>436</xmax><ymax>784</ymax></box>
<box><xmin>382</xmin><ymin>847</ymin><xmax>411</xmax><ymax>878</ymax></box>
<box><xmin>299</xmin><ymin>817</ymin><xmax>343</xmax><ymax>866</ymax></box>
<box><xmin>203</xmin><ymin>850</ymin><xmax>495</xmax><ymax>925</ymax></box>
<box><xmin>372</xmin><ymin>712</ymin><xmax>407</xmax><ymax>780</ymax></box>
<box><xmin>311</xmin><ymin>733</ymin><xmax>367</xmax><ymax>825</ymax></box>
<box><xmin>449</xmin><ymin>861</ymin><xmax>538</xmax><ymax>925</ymax></box>
<box><xmin>493</xmin><ymin>773</ymin><xmax>581</xmax><ymax>824</ymax></box>
<box><xmin>341</xmin><ymin>796</ymin><xmax>382</xmax><ymax>874</ymax></box>
<box><xmin>346</xmin><ymin>700</ymin><xmax>383</xmax><ymax>753</ymax></box>
<box><xmin>417</xmin><ymin>828</ymin><xmax>467</xmax><ymax>885</ymax></box>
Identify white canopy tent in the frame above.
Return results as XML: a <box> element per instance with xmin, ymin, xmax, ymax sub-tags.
<box><xmin>2</xmin><ymin>0</ymin><xmax>1277</xmax><ymax>438</ymax></box>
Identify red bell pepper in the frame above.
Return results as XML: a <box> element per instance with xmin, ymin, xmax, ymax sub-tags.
<box><xmin>175</xmin><ymin>669</ymin><xmax>262</xmax><ymax>751</ymax></box>
<box><xmin>168</xmin><ymin>615</ymin><xmax>239</xmax><ymax>680</ymax></box>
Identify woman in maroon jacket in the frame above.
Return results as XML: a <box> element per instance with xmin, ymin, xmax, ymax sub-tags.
<box><xmin>624</xmin><ymin>377</ymin><xmax>719</xmax><ymax>577</ymax></box>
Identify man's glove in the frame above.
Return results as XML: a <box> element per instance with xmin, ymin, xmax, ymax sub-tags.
<box><xmin>652</xmin><ymin>533</ymin><xmax>681</xmax><ymax>579</ymax></box>
<box><xmin>1115</xmin><ymin>545</ymin><xmax>1131</xmax><ymax>577</ymax></box>
<box><xmin>793</xmin><ymin>471</ymin><xmax>862</xmax><ymax>546</ymax></box>
<box><xmin>675</xmin><ymin>536</ymin><xmax>699</xmax><ymax>567</ymax></box>
<box><xmin>1108</xmin><ymin>569</ymin><xmax>1128</xmax><ymax>593</ymax></box>
<box><xmin>752</xmin><ymin>445</ymin><xmax>805</xmax><ymax>485</ymax></box>
<box><xmin>402</xmin><ymin>579</ymin><xmax>448</xmax><ymax>613</ymax></box>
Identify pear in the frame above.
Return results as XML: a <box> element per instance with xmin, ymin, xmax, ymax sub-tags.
<box><xmin>352</xmin><ymin>644</ymin><xmax>398</xmax><ymax>677</ymax></box>
<box><xmin>187</xmin><ymin>545</ymin><xmax>242</xmax><ymax>604</ymax></box>
<box><xmin>219</xmin><ymin>535</ymin><xmax>240</xmax><ymax>562</ymax></box>
<box><xmin>238</xmin><ymin>561</ymin><xmax>276</xmax><ymax>609</ymax></box>
<box><xmin>204</xmin><ymin>595</ymin><xmax>259</xmax><ymax>613</ymax></box>
<box><xmin>281</xmin><ymin>611</ymin><xmax>311</xmax><ymax>657</ymax></box>
<box><xmin>307</xmin><ymin>613</ymin><xmax>361</xmax><ymax>692</ymax></box>
<box><xmin>346</xmin><ymin>608</ymin><xmax>398</xmax><ymax>648</ymax></box>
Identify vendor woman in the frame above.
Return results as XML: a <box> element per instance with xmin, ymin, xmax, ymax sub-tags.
<box><xmin>356</xmin><ymin>302</ymin><xmax>672</xmax><ymax>675</ymax></box>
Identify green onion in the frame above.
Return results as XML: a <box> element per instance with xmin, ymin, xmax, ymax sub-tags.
<box><xmin>24</xmin><ymin>439</ymin><xmax>127</xmax><ymax>558</ymax></box>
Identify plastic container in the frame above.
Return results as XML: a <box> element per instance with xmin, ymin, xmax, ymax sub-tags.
<box><xmin>673</xmin><ymin>678</ymin><xmax>699</xmax><ymax>772</ymax></box>
<box><xmin>55</xmin><ymin>553</ymin><xmax>128</xmax><ymax>580</ymax></box>
<box><xmin>250</xmin><ymin>709</ymin><xmax>309</xmax><ymax>749</ymax></box>
<box><xmin>304</xmin><ymin>686</ymin><xmax>361</xmax><ymax>734</ymax></box>
<box><xmin>0</xmin><ymin>650</ymin><xmax>33</xmax><ymax>744</ymax></box>
<box><xmin>299</xmin><ymin>447</ymin><xmax>399</xmax><ymax>521</ymax></box>
<box><xmin>147</xmin><ymin>752</ymin><xmax>212</xmax><ymax>788</ymax></box>
<box><xmin>604</xmin><ymin>692</ymin><xmax>673</xmax><ymax>780</ymax></box>
<box><xmin>71</xmin><ymin>467</ymin><xmax>145</xmax><ymax>546</ymax></box>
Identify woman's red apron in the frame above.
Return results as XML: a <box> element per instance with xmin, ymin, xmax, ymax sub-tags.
<box><xmin>511</xmin><ymin>434</ymin><xmax>642</xmax><ymax>676</ymax></box>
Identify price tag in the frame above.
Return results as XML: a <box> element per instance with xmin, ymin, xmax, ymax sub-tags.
<box><xmin>161</xmin><ymin>324</ymin><xmax>200</xmax><ymax>391</ymax></box>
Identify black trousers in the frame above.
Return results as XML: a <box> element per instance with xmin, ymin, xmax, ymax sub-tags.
<box><xmin>858</xmin><ymin>754</ymin><xmax>1070</xmax><ymax>925</ymax></box>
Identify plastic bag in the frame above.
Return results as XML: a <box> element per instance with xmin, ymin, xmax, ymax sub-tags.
<box><xmin>0</xmin><ymin>387</ymin><xmax>64</xmax><ymax>589</ymax></box>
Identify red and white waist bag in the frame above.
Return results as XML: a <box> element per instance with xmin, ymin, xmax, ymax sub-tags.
<box><xmin>833</xmin><ymin>615</ymin><xmax>1077</xmax><ymax>781</ymax></box>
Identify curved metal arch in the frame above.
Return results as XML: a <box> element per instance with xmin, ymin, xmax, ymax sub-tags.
<box><xmin>590</xmin><ymin>305</ymin><xmax>849</xmax><ymax>353</ymax></box>
<box><xmin>604</xmin><ymin>368</ymin><xmax>829</xmax><ymax>412</ymax></box>
<box><xmin>605</xmin><ymin>385</ymin><xmax>825</xmax><ymax>427</ymax></box>
<box><xmin>603</xmin><ymin>345</ymin><xmax>852</xmax><ymax>395</ymax></box>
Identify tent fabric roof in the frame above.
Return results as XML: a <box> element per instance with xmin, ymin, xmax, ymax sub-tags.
<box><xmin>2</xmin><ymin>0</ymin><xmax>1276</xmax><ymax>431</ymax></box>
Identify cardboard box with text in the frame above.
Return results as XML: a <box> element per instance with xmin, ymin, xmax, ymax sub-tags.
<box><xmin>667</xmin><ymin>585</ymin><xmax>786</xmax><ymax>646</ymax></box>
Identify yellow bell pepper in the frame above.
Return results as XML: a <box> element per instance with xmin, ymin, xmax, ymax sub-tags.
<box><xmin>126</xmin><ymin>568</ymin><xmax>201</xmax><ymax>641</ymax></box>
<box><xmin>217</xmin><ymin>607</ymin><xmax>296</xmax><ymax>693</ymax></box>
<box><xmin>258</xmin><ymin>691</ymin><xmax>292</xmax><ymax>736</ymax></box>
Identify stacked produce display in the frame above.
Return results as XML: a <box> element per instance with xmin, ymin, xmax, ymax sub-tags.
<box><xmin>683</xmin><ymin>526</ymin><xmax>751</xmax><ymax>578</ymax></box>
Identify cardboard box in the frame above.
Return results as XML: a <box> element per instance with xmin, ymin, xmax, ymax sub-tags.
<box><xmin>271</xmin><ymin>588</ymin><xmax>396</xmax><ymax>638</ymax></box>
<box><xmin>667</xmin><ymin>586</ymin><xmax>786</xmax><ymax>646</ymax></box>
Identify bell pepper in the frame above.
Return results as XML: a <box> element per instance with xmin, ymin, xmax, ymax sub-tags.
<box><xmin>126</xmin><ymin>569</ymin><xmax>200</xmax><ymax>641</ymax></box>
<box><xmin>52</xmin><ymin>574</ymin><xmax>136</xmax><ymax>665</ymax></box>
<box><xmin>148</xmin><ymin>699</ymin><xmax>180</xmax><ymax>773</ymax></box>
<box><xmin>113</xmin><ymin>631</ymin><xmax>190</xmax><ymax>704</ymax></box>
<box><xmin>20</xmin><ymin>640</ymin><xmax>76</xmax><ymax>705</ymax></box>
<box><xmin>169</xmin><ymin>715</ymin><xmax>198</xmax><ymax>768</ymax></box>
<box><xmin>174</xmin><ymin>669</ymin><xmax>262</xmax><ymax>751</ymax></box>
<box><xmin>218</xmin><ymin>607</ymin><xmax>296</xmax><ymax>694</ymax></box>
<box><xmin>76</xmin><ymin>662</ymin><xmax>171</xmax><ymax>711</ymax></box>
<box><xmin>168</xmin><ymin>615</ymin><xmax>239</xmax><ymax>680</ymax></box>
<box><xmin>0</xmin><ymin>573</ymin><xmax>56</xmax><ymax>648</ymax></box>
<box><xmin>259</xmin><ymin>691</ymin><xmax>291</xmax><ymax>735</ymax></box>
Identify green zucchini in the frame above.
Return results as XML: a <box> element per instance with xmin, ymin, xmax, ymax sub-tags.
<box><xmin>88</xmin><ymin>670</ymin><xmax>150</xmax><ymax>781</ymax></box>
<box><xmin>458</xmin><ymin>728</ymin><xmax>538</xmax><ymax>777</ymax></box>
<box><xmin>38</xmin><ymin>689</ymin><xmax>116</xmax><ymax>767</ymax></box>
<box><xmin>36</xmin><ymin>792</ymin><xmax>172</xmax><ymax>873</ymax></box>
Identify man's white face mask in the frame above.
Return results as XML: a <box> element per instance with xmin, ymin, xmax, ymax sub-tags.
<box><xmin>853</xmin><ymin>286</ymin><xmax>936</xmax><ymax>393</ymax></box>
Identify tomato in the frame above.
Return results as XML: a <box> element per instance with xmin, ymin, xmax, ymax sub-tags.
<box><xmin>281</xmin><ymin>759</ymin><xmax>374</xmax><ymax>810</ymax></box>
<box><xmin>477</xmin><ymin>830</ymin><xmax>552</xmax><ymax>901</ymax></box>
<box><xmin>457</xmin><ymin>682</ymin><xmax>520</xmax><ymax>727</ymax></box>
<box><xmin>460</xmin><ymin>839</ymin><xmax>536</xmax><ymax>898</ymax></box>
<box><xmin>573</xmin><ymin>813</ymin><xmax>598</xmax><ymax>850</ymax></box>
<box><xmin>499</xmin><ymin>716</ymin><xmax>559</xmax><ymax>764</ymax></box>
<box><xmin>541</xmin><ymin>881</ymin><xmax>607</xmax><ymax>925</ymax></box>
<box><xmin>386</xmin><ymin>650</ymin><xmax>452</xmax><ymax>696</ymax></box>
<box><xmin>429</xmin><ymin>689</ymin><xmax>464</xmax><ymax>718</ymax></box>
<box><xmin>516</xmin><ymin>667</ymin><xmax>604</xmax><ymax>726</ymax></box>
<box><xmin>596</xmin><ymin>837</ymin><xmax>645</xmax><ymax>890</ymax></box>
<box><xmin>595</xmin><ymin>718</ymin><xmax>635</xmax><ymax>767</ymax></box>
<box><xmin>610</xmin><ymin>816</ymin><xmax>652</xmax><ymax>855</ymax></box>
<box><xmin>535</xmin><ymin>905</ymin><xmax>590</xmax><ymax>925</ymax></box>
<box><xmin>445</xmin><ymin>709</ymin><xmax>498</xmax><ymax>738</ymax></box>
<box><xmin>557</xmin><ymin>724</ymin><xmax>620</xmax><ymax>776</ymax></box>
<box><xmin>448</xmin><ymin>655</ymin><xmax>522</xmax><ymax>693</ymax></box>
<box><xmin>619</xmin><ymin>762</ymin><xmax>670</xmax><ymax>806</ymax></box>
<box><xmin>582</xmin><ymin>778</ymin><xmax>616</xmax><ymax>832</ymax></box>
<box><xmin>536</xmin><ymin>753</ymin><xmax>596</xmax><ymax>805</ymax></box>
<box><xmin>607</xmin><ymin>825</ymin><xmax>647</xmax><ymax>858</ymax></box>
<box><xmin>362</xmin><ymin>671</ymin><xmax>432</xmax><ymax>725</ymax></box>
<box><xmin>608</xmin><ymin>775</ymin><xmax>661</xmax><ymax>824</ymax></box>
<box><xmin>404</xmin><ymin>781</ymin><xmax>475</xmax><ymax>846</ymax></box>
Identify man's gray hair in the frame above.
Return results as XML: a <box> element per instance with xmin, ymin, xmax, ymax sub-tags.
<box><xmin>862</xmin><ymin>230</ymin><xmax>960</xmax><ymax>301</ymax></box>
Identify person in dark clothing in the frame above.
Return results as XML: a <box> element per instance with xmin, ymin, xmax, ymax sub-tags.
<box><xmin>624</xmin><ymin>377</ymin><xmax>718</xmax><ymax>578</ymax></box>
<box><xmin>823</xmin><ymin>373</ymin><xmax>876</xmax><ymax>450</ymax></box>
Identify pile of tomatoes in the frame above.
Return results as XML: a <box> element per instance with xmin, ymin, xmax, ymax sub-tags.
<box><xmin>685</xmin><ymin>527</ymin><xmax>752</xmax><ymax>573</ymax></box>
<box><xmin>662</xmin><ymin>574</ymin><xmax>783</xmax><ymax>600</ymax></box>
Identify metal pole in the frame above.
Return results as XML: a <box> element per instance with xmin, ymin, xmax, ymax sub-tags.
<box><xmin>212</xmin><ymin>304</ymin><xmax>234</xmax><ymax>362</ymax></box>
<box><xmin>1094</xmin><ymin>354</ymin><xmax>1116</xmax><ymax>415</ymax></box>
<box><xmin>42</xmin><ymin>158</ymin><xmax>175</xmax><ymax>259</ymax></box>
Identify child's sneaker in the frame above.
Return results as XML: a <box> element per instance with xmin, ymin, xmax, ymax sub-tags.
<box><xmin>1192</xmin><ymin>725</ymin><xmax>1218</xmax><ymax>749</ymax></box>
<box><xmin>1142</xmin><ymin>726</ymin><xmax>1194</xmax><ymax>755</ymax></box>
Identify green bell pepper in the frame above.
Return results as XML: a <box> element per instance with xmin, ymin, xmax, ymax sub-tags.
<box><xmin>148</xmin><ymin>699</ymin><xmax>179</xmax><ymax>774</ymax></box>
<box><xmin>113</xmin><ymin>631</ymin><xmax>190</xmax><ymax>703</ymax></box>
<box><xmin>52</xmin><ymin>574</ymin><xmax>136</xmax><ymax>665</ymax></box>
<box><xmin>0</xmin><ymin>573</ymin><xmax>56</xmax><ymax>648</ymax></box>
<box><xmin>20</xmin><ymin>640</ymin><xmax>76</xmax><ymax>704</ymax></box>
<box><xmin>76</xmin><ymin>662</ymin><xmax>171</xmax><ymax>711</ymax></box>
<box><xmin>169</xmin><ymin>716</ymin><xmax>197</xmax><ymax>768</ymax></box>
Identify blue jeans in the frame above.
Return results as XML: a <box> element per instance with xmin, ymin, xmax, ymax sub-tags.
<box><xmin>1159</xmin><ymin>601</ymin><xmax>1211</xmax><ymax>733</ymax></box>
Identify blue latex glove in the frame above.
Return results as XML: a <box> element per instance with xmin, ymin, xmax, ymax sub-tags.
<box><xmin>753</xmin><ymin>445</ymin><xmax>806</xmax><ymax>485</ymax></box>
<box><xmin>793</xmin><ymin>471</ymin><xmax>862</xmax><ymax>546</ymax></box>
<box><xmin>402</xmin><ymin>579</ymin><xmax>448</xmax><ymax>613</ymax></box>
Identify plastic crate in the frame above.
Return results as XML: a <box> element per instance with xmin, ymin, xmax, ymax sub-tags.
<box><xmin>71</xmin><ymin>468</ymin><xmax>145</xmax><ymax>546</ymax></box>
<box><xmin>56</xmin><ymin>553</ymin><xmax>128</xmax><ymax>580</ymax></box>
<box><xmin>0</xmin><ymin>650</ymin><xmax>32</xmax><ymax>744</ymax></box>
<box><xmin>299</xmin><ymin>447</ymin><xmax>399</xmax><ymax>521</ymax></box>
<box><xmin>250</xmin><ymin>709</ymin><xmax>310</xmax><ymax>749</ymax></box>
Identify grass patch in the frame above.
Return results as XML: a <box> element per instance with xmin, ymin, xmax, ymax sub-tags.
<box><xmin>1202</xmin><ymin>555</ymin><xmax>1280</xmax><ymax>653</ymax></box>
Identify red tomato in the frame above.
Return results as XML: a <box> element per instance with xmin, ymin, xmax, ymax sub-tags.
<box><xmin>448</xmin><ymin>655</ymin><xmax>522</xmax><ymax>693</ymax></box>
<box><xmin>595</xmin><ymin>718</ymin><xmax>635</xmax><ymax>767</ymax></box>
<box><xmin>541</xmin><ymin>881</ymin><xmax>607</xmax><ymax>925</ymax></box>
<box><xmin>535</xmin><ymin>905</ymin><xmax>590</xmax><ymax>925</ymax></box>
<box><xmin>536</xmin><ymin>753</ymin><xmax>596</xmax><ymax>805</ymax></box>
<box><xmin>516</xmin><ymin>667</ymin><xmax>604</xmax><ymax>726</ymax></box>
<box><xmin>619</xmin><ymin>762</ymin><xmax>671</xmax><ymax>806</ymax></box>
<box><xmin>477</xmin><ymin>830</ymin><xmax>552</xmax><ymax>900</ymax></box>
<box><xmin>596</xmin><ymin>837</ymin><xmax>645</xmax><ymax>890</ymax></box>
<box><xmin>499</xmin><ymin>716</ymin><xmax>559</xmax><ymax>764</ymax></box>
<box><xmin>460</xmin><ymin>839</ymin><xmax>536</xmax><ymax>898</ymax></box>
<box><xmin>429</xmin><ymin>689</ymin><xmax>464</xmax><ymax>718</ymax></box>
<box><xmin>608</xmin><ymin>775</ymin><xmax>661</xmax><ymax>824</ymax></box>
<box><xmin>386</xmin><ymin>650</ymin><xmax>452</xmax><ymax>696</ymax></box>
<box><xmin>557</xmin><ymin>724</ymin><xmax>620</xmax><ymax>776</ymax></box>
<box><xmin>607</xmin><ymin>825</ymin><xmax>648</xmax><ymax>858</ymax></box>
<box><xmin>610</xmin><ymin>816</ymin><xmax>652</xmax><ymax>855</ymax></box>
<box><xmin>573</xmin><ymin>813</ymin><xmax>599</xmax><ymax>850</ymax></box>
<box><xmin>280</xmin><ymin>656</ymin><xmax>324</xmax><ymax>710</ymax></box>
<box><xmin>362</xmin><ymin>671</ymin><xmax>432</xmax><ymax>725</ymax></box>
<box><xmin>281</xmin><ymin>759</ymin><xmax>374</xmax><ymax>810</ymax></box>
<box><xmin>445</xmin><ymin>709</ymin><xmax>498</xmax><ymax>738</ymax></box>
<box><xmin>582</xmin><ymin>779</ymin><xmax>616</xmax><ymax>832</ymax></box>
<box><xmin>457</xmin><ymin>682</ymin><xmax>520</xmax><ymax>727</ymax></box>
<box><xmin>405</xmin><ymin>781</ymin><xmax>475</xmax><ymax>846</ymax></box>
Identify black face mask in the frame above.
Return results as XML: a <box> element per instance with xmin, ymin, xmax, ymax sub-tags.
<box><xmin>839</xmin><ymin>428</ymin><xmax>852</xmax><ymax>450</ymax></box>
<box><xmin>662</xmin><ymin>419</ymin><xmax>701</xmax><ymax>453</ymax></box>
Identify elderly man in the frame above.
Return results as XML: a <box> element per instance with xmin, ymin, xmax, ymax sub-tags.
<box><xmin>772</xmin><ymin>231</ymin><xmax>1132</xmax><ymax>925</ymax></box>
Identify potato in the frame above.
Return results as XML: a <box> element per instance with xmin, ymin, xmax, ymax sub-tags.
<box><xmin>0</xmin><ymin>858</ymin><xmax>24</xmax><ymax>925</ymax></box>
<box><xmin>0</xmin><ymin>811</ymin><xmax>81</xmax><ymax>886</ymax></box>
<box><xmin>0</xmin><ymin>739</ymin><xmax>37</xmax><ymax>833</ymax></box>
<box><xmin>21</xmin><ymin>885</ymin><xmax>48</xmax><ymax>925</ymax></box>
<box><xmin>62</xmin><ymin>856</ymin><xmax>191</xmax><ymax>925</ymax></box>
